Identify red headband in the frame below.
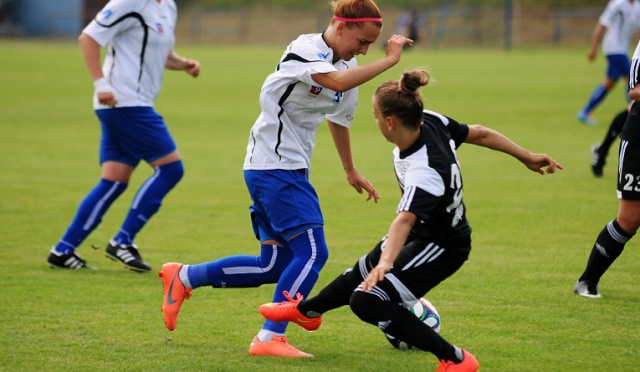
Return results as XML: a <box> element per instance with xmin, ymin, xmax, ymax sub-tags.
<box><xmin>333</xmin><ymin>15</ymin><xmax>382</xmax><ymax>23</ymax></box>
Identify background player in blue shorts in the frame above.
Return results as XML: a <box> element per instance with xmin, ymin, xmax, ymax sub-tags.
<box><xmin>47</xmin><ymin>0</ymin><xmax>200</xmax><ymax>272</ymax></box>
<box><xmin>578</xmin><ymin>0</ymin><xmax>640</xmax><ymax>126</ymax></box>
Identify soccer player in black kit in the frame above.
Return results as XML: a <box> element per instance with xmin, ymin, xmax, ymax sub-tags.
<box><xmin>260</xmin><ymin>69</ymin><xmax>562</xmax><ymax>371</ymax></box>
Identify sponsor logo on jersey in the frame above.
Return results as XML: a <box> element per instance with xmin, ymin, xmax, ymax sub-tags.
<box><xmin>156</xmin><ymin>23</ymin><xmax>164</xmax><ymax>34</ymax></box>
<box><xmin>308</xmin><ymin>85</ymin><xmax>323</xmax><ymax>97</ymax></box>
<box><xmin>316</xmin><ymin>52</ymin><xmax>328</xmax><ymax>60</ymax></box>
<box><xmin>346</xmin><ymin>114</ymin><xmax>353</xmax><ymax>122</ymax></box>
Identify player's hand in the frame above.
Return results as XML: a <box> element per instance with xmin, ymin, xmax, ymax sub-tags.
<box><xmin>346</xmin><ymin>169</ymin><xmax>380</xmax><ymax>203</ymax></box>
<box><xmin>522</xmin><ymin>154</ymin><xmax>564</xmax><ymax>175</ymax></box>
<box><xmin>184</xmin><ymin>59</ymin><xmax>200</xmax><ymax>78</ymax></box>
<box><xmin>362</xmin><ymin>262</ymin><xmax>391</xmax><ymax>291</ymax></box>
<box><xmin>385</xmin><ymin>34</ymin><xmax>413</xmax><ymax>63</ymax></box>
<box><xmin>97</xmin><ymin>92</ymin><xmax>117</xmax><ymax>107</ymax></box>
<box><xmin>94</xmin><ymin>78</ymin><xmax>117</xmax><ymax>107</ymax></box>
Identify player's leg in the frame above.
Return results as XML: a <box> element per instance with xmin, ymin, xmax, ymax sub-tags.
<box><xmin>259</xmin><ymin>237</ymin><xmax>389</xmax><ymax>328</ymax></box>
<box><xmin>159</xmin><ymin>239</ymin><xmax>293</xmax><ymax>331</ymax></box>
<box><xmin>47</xmin><ymin>110</ymin><xmax>134</xmax><ymax>270</ymax></box>
<box><xmin>250</xmin><ymin>226</ymin><xmax>328</xmax><ymax>358</ymax></box>
<box><xmin>348</xmin><ymin>242</ymin><xmax>476</xmax><ymax>369</ymax></box>
<box><xmin>105</xmin><ymin>107</ymin><xmax>183</xmax><ymax>272</ymax></box>
<box><xmin>579</xmin><ymin>55</ymin><xmax>627</xmax><ymax>125</ymax></box>
<box><xmin>592</xmin><ymin>109</ymin><xmax>627</xmax><ymax>177</ymax></box>
<box><xmin>576</xmin><ymin>133</ymin><xmax>640</xmax><ymax>298</ymax></box>
<box><xmin>159</xmin><ymin>207</ymin><xmax>294</xmax><ymax>331</ymax></box>
<box><xmin>247</xmin><ymin>169</ymin><xmax>329</xmax><ymax>357</ymax></box>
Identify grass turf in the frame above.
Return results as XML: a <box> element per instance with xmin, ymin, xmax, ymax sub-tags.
<box><xmin>0</xmin><ymin>40</ymin><xmax>638</xmax><ymax>371</ymax></box>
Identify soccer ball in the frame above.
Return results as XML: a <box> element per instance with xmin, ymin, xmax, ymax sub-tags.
<box><xmin>384</xmin><ymin>297</ymin><xmax>441</xmax><ymax>350</ymax></box>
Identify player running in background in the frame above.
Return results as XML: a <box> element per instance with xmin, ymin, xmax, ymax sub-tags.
<box><xmin>259</xmin><ymin>69</ymin><xmax>562</xmax><ymax>371</ymax></box>
<box><xmin>159</xmin><ymin>0</ymin><xmax>412</xmax><ymax>358</ymax></box>
<box><xmin>575</xmin><ymin>37</ymin><xmax>640</xmax><ymax>298</ymax></box>
<box><xmin>47</xmin><ymin>0</ymin><xmax>200</xmax><ymax>272</ymax></box>
<box><xmin>578</xmin><ymin>0</ymin><xmax>640</xmax><ymax>126</ymax></box>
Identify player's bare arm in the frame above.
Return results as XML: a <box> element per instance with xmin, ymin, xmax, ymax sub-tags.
<box><xmin>327</xmin><ymin>120</ymin><xmax>379</xmax><ymax>202</ymax></box>
<box><xmin>165</xmin><ymin>51</ymin><xmax>200</xmax><ymax>77</ymax></box>
<box><xmin>311</xmin><ymin>35</ymin><xmax>412</xmax><ymax>93</ymax></box>
<box><xmin>464</xmin><ymin>124</ymin><xmax>563</xmax><ymax>174</ymax></box>
<box><xmin>79</xmin><ymin>33</ymin><xmax>117</xmax><ymax>107</ymax></box>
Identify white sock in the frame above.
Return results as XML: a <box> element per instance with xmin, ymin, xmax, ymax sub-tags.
<box><xmin>257</xmin><ymin>329</ymin><xmax>283</xmax><ymax>342</ymax></box>
<box><xmin>178</xmin><ymin>265</ymin><xmax>192</xmax><ymax>289</ymax></box>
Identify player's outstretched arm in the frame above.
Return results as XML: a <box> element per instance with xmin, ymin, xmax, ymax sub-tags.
<box><xmin>465</xmin><ymin>124</ymin><xmax>563</xmax><ymax>175</ymax></box>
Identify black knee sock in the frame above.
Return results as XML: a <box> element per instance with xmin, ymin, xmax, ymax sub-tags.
<box><xmin>350</xmin><ymin>291</ymin><xmax>462</xmax><ymax>363</ymax></box>
<box><xmin>579</xmin><ymin>219</ymin><xmax>632</xmax><ymax>283</ymax></box>
<box><xmin>299</xmin><ymin>262</ymin><xmax>365</xmax><ymax>316</ymax></box>
<box><xmin>598</xmin><ymin>110</ymin><xmax>627</xmax><ymax>158</ymax></box>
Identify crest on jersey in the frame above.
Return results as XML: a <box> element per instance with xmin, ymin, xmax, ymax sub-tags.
<box><xmin>308</xmin><ymin>85</ymin><xmax>323</xmax><ymax>97</ymax></box>
<box><xmin>156</xmin><ymin>23</ymin><xmax>164</xmax><ymax>34</ymax></box>
<box><xmin>332</xmin><ymin>92</ymin><xmax>343</xmax><ymax>105</ymax></box>
<box><xmin>396</xmin><ymin>160</ymin><xmax>409</xmax><ymax>177</ymax></box>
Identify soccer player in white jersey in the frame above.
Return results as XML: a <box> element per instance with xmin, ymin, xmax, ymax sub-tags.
<box><xmin>159</xmin><ymin>0</ymin><xmax>412</xmax><ymax>358</ymax></box>
<box><xmin>259</xmin><ymin>69</ymin><xmax>562</xmax><ymax>371</ymax></box>
<box><xmin>47</xmin><ymin>0</ymin><xmax>200</xmax><ymax>272</ymax></box>
<box><xmin>575</xmin><ymin>38</ymin><xmax>640</xmax><ymax>298</ymax></box>
<box><xmin>578</xmin><ymin>0</ymin><xmax>640</xmax><ymax>126</ymax></box>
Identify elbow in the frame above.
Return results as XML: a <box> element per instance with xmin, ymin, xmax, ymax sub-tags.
<box><xmin>331</xmin><ymin>82</ymin><xmax>351</xmax><ymax>93</ymax></box>
<box><xmin>467</xmin><ymin>124</ymin><xmax>490</xmax><ymax>143</ymax></box>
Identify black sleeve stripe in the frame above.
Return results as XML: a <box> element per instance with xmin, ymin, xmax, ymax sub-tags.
<box><xmin>276</xmin><ymin>52</ymin><xmax>324</xmax><ymax>71</ymax></box>
<box><xmin>95</xmin><ymin>12</ymin><xmax>148</xmax><ymax>85</ymax></box>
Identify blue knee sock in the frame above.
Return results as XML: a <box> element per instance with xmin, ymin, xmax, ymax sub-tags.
<box><xmin>582</xmin><ymin>84</ymin><xmax>608</xmax><ymax>114</ymax></box>
<box><xmin>263</xmin><ymin>227</ymin><xmax>329</xmax><ymax>334</ymax></box>
<box><xmin>55</xmin><ymin>179</ymin><xmax>127</xmax><ymax>254</ymax></box>
<box><xmin>113</xmin><ymin>160</ymin><xmax>184</xmax><ymax>245</ymax></box>
<box><xmin>187</xmin><ymin>243</ymin><xmax>294</xmax><ymax>289</ymax></box>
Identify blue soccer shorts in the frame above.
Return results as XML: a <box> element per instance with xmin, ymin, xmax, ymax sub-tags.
<box><xmin>606</xmin><ymin>54</ymin><xmax>631</xmax><ymax>80</ymax></box>
<box><xmin>244</xmin><ymin>169</ymin><xmax>324</xmax><ymax>245</ymax></box>
<box><xmin>96</xmin><ymin>106</ymin><xmax>177</xmax><ymax>167</ymax></box>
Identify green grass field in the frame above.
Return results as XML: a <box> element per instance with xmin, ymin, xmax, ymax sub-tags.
<box><xmin>1</xmin><ymin>40</ymin><xmax>638</xmax><ymax>371</ymax></box>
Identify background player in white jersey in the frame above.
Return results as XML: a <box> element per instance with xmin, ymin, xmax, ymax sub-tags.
<box><xmin>575</xmin><ymin>38</ymin><xmax>640</xmax><ymax>298</ymax></box>
<box><xmin>47</xmin><ymin>0</ymin><xmax>200</xmax><ymax>272</ymax></box>
<box><xmin>159</xmin><ymin>0</ymin><xmax>412</xmax><ymax>358</ymax></box>
<box><xmin>578</xmin><ymin>0</ymin><xmax>640</xmax><ymax>126</ymax></box>
<box><xmin>259</xmin><ymin>69</ymin><xmax>562</xmax><ymax>371</ymax></box>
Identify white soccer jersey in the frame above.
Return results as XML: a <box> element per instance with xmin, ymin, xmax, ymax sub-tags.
<box><xmin>82</xmin><ymin>0</ymin><xmax>177</xmax><ymax>109</ymax></box>
<box><xmin>599</xmin><ymin>0</ymin><xmax>640</xmax><ymax>55</ymax></box>
<box><xmin>243</xmin><ymin>33</ymin><xmax>358</xmax><ymax>171</ymax></box>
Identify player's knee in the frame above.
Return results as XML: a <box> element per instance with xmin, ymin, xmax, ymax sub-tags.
<box><xmin>349</xmin><ymin>291</ymin><xmax>380</xmax><ymax>325</ymax></box>
<box><xmin>159</xmin><ymin>160</ymin><xmax>184</xmax><ymax>186</ymax></box>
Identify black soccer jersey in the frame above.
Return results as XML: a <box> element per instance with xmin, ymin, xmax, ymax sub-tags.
<box><xmin>393</xmin><ymin>110</ymin><xmax>472</xmax><ymax>248</ymax></box>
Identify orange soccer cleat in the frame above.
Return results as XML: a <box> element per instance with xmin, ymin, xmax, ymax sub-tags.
<box><xmin>259</xmin><ymin>291</ymin><xmax>322</xmax><ymax>331</ymax></box>
<box><xmin>159</xmin><ymin>262</ymin><xmax>192</xmax><ymax>331</ymax></box>
<box><xmin>249</xmin><ymin>335</ymin><xmax>314</xmax><ymax>358</ymax></box>
<box><xmin>435</xmin><ymin>349</ymin><xmax>479</xmax><ymax>372</ymax></box>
